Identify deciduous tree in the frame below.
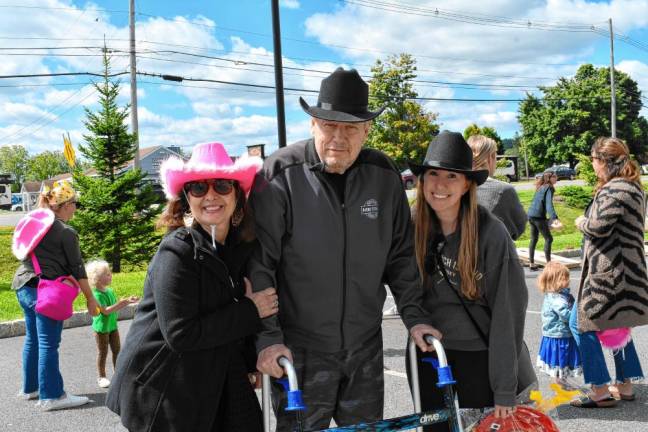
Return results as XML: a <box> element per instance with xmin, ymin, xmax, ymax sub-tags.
<box><xmin>518</xmin><ymin>64</ymin><xmax>648</xmax><ymax>172</ymax></box>
<box><xmin>366</xmin><ymin>54</ymin><xmax>439</xmax><ymax>168</ymax></box>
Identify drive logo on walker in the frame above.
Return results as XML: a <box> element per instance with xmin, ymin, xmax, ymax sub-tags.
<box><xmin>419</xmin><ymin>412</ymin><xmax>442</xmax><ymax>425</ymax></box>
<box><xmin>360</xmin><ymin>198</ymin><xmax>379</xmax><ymax>220</ymax></box>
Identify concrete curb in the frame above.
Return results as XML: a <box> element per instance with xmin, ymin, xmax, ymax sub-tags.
<box><xmin>0</xmin><ymin>303</ymin><xmax>138</xmax><ymax>339</ymax></box>
<box><xmin>554</xmin><ymin>249</ymin><xmax>582</xmax><ymax>259</ymax></box>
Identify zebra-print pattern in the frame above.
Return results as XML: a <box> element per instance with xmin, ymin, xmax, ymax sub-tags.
<box><xmin>577</xmin><ymin>178</ymin><xmax>648</xmax><ymax>332</ymax></box>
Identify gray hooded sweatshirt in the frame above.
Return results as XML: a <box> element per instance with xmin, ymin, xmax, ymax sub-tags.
<box><xmin>423</xmin><ymin>206</ymin><xmax>528</xmax><ymax>407</ymax></box>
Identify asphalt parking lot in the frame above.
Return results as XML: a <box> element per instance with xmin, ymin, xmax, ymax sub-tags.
<box><xmin>2</xmin><ymin>266</ymin><xmax>648</xmax><ymax>431</ymax></box>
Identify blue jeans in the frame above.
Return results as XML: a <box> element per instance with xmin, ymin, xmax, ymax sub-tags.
<box><xmin>16</xmin><ymin>286</ymin><xmax>64</xmax><ymax>400</ymax></box>
<box><xmin>569</xmin><ymin>302</ymin><xmax>644</xmax><ymax>386</ymax></box>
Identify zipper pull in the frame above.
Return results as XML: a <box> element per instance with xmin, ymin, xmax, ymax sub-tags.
<box><xmin>229</xmin><ymin>276</ymin><xmax>239</xmax><ymax>302</ymax></box>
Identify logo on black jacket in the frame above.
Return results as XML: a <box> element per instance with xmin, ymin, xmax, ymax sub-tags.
<box><xmin>360</xmin><ymin>199</ymin><xmax>379</xmax><ymax>220</ymax></box>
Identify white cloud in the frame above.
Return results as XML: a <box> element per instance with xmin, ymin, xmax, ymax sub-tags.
<box><xmin>478</xmin><ymin>111</ymin><xmax>519</xmax><ymax>129</ymax></box>
<box><xmin>616</xmin><ymin>59</ymin><xmax>648</xmax><ymax>117</ymax></box>
<box><xmin>302</xmin><ymin>0</ymin><xmax>648</xmax><ymax>135</ymax></box>
<box><xmin>281</xmin><ymin>0</ymin><xmax>300</xmax><ymax>9</ymax></box>
<box><xmin>617</xmin><ymin>60</ymin><xmax>648</xmax><ymax>92</ymax></box>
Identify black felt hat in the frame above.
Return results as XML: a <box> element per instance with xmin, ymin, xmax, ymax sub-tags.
<box><xmin>299</xmin><ymin>67</ymin><xmax>384</xmax><ymax>123</ymax></box>
<box><xmin>408</xmin><ymin>131</ymin><xmax>489</xmax><ymax>185</ymax></box>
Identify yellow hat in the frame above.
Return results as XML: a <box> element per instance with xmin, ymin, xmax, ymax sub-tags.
<box><xmin>42</xmin><ymin>180</ymin><xmax>76</xmax><ymax>205</ymax></box>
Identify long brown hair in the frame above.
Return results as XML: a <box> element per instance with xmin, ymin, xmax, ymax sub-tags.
<box><xmin>157</xmin><ymin>181</ymin><xmax>255</xmax><ymax>242</ymax></box>
<box><xmin>534</xmin><ymin>172</ymin><xmax>555</xmax><ymax>191</ymax></box>
<box><xmin>413</xmin><ymin>175</ymin><xmax>481</xmax><ymax>299</ymax></box>
<box><xmin>591</xmin><ymin>137</ymin><xmax>641</xmax><ymax>191</ymax></box>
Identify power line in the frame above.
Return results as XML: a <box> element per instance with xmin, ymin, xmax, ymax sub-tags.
<box><xmin>0</xmin><ymin>46</ymin><xmax>556</xmax><ymax>90</ymax></box>
<box><xmin>0</xmin><ymin>38</ymin><xmax>569</xmax><ymax>81</ymax></box>
<box><xmin>0</xmin><ymin>71</ymin><xmax>129</xmax><ymax>79</ymax></box>
<box><xmin>2</xmin><ymin>88</ymin><xmax>98</xmax><ymax>145</ymax></box>
<box><xmin>342</xmin><ymin>0</ymin><xmax>604</xmax><ymax>32</ymax></box>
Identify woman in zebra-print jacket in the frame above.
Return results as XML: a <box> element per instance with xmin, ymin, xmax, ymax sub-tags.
<box><xmin>569</xmin><ymin>137</ymin><xmax>648</xmax><ymax>408</ymax></box>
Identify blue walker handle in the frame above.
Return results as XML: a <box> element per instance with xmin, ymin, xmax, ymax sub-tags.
<box><xmin>422</xmin><ymin>358</ymin><xmax>456</xmax><ymax>387</ymax></box>
<box><xmin>277</xmin><ymin>378</ymin><xmax>306</xmax><ymax>411</ymax></box>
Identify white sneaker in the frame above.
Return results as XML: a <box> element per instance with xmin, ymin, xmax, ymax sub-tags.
<box><xmin>37</xmin><ymin>393</ymin><xmax>90</xmax><ymax>411</ymax></box>
<box><xmin>17</xmin><ymin>390</ymin><xmax>39</xmax><ymax>400</ymax></box>
<box><xmin>97</xmin><ymin>377</ymin><xmax>111</xmax><ymax>388</ymax></box>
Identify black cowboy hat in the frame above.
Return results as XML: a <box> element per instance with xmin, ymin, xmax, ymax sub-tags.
<box><xmin>408</xmin><ymin>131</ymin><xmax>489</xmax><ymax>185</ymax></box>
<box><xmin>299</xmin><ymin>67</ymin><xmax>384</xmax><ymax>123</ymax></box>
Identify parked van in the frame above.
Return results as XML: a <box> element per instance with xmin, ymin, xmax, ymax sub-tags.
<box><xmin>0</xmin><ymin>183</ymin><xmax>10</xmax><ymax>210</ymax></box>
<box><xmin>494</xmin><ymin>158</ymin><xmax>518</xmax><ymax>182</ymax></box>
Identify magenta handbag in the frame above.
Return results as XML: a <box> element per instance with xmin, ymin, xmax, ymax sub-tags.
<box><xmin>30</xmin><ymin>253</ymin><xmax>80</xmax><ymax>321</ymax></box>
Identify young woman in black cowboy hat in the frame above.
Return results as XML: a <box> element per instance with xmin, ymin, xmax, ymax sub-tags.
<box><xmin>406</xmin><ymin>131</ymin><xmax>536</xmax><ymax>431</ymax></box>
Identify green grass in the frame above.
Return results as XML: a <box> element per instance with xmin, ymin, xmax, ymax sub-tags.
<box><xmin>514</xmin><ymin>188</ymin><xmax>586</xmax><ymax>251</ymax></box>
<box><xmin>0</xmin><ymin>226</ymin><xmax>146</xmax><ymax>322</ymax></box>
<box><xmin>409</xmin><ymin>185</ymin><xmax>641</xmax><ymax>252</ymax></box>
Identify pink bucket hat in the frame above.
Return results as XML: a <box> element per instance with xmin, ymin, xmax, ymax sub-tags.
<box><xmin>12</xmin><ymin>208</ymin><xmax>56</xmax><ymax>261</ymax></box>
<box><xmin>159</xmin><ymin>142</ymin><xmax>263</xmax><ymax>199</ymax></box>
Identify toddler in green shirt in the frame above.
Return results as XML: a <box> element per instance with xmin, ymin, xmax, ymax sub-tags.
<box><xmin>87</xmin><ymin>260</ymin><xmax>138</xmax><ymax>389</ymax></box>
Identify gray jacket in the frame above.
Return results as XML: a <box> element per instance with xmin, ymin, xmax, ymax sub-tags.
<box><xmin>249</xmin><ymin>139</ymin><xmax>431</xmax><ymax>353</ymax></box>
<box><xmin>477</xmin><ymin>177</ymin><xmax>527</xmax><ymax>240</ymax></box>
<box><xmin>423</xmin><ymin>206</ymin><xmax>529</xmax><ymax>406</ymax></box>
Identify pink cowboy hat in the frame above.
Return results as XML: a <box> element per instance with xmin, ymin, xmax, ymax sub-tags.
<box><xmin>12</xmin><ymin>208</ymin><xmax>56</xmax><ymax>261</ymax></box>
<box><xmin>159</xmin><ymin>142</ymin><xmax>263</xmax><ymax>199</ymax></box>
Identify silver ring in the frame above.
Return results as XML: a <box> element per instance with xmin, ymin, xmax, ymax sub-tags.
<box><xmin>273</xmin><ymin>300</ymin><xmax>279</xmax><ymax>307</ymax></box>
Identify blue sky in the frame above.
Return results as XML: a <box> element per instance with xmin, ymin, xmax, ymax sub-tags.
<box><xmin>1</xmin><ymin>0</ymin><xmax>647</xmax><ymax>159</ymax></box>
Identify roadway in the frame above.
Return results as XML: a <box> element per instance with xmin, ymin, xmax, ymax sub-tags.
<box><xmin>2</xmin><ymin>267</ymin><xmax>647</xmax><ymax>431</ymax></box>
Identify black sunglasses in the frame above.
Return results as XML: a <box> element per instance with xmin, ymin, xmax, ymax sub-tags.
<box><xmin>184</xmin><ymin>179</ymin><xmax>235</xmax><ymax>197</ymax></box>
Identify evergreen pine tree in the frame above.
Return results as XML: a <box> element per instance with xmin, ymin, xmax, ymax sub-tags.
<box><xmin>72</xmin><ymin>50</ymin><xmax>161</xmax><ymax>272</ymax></box>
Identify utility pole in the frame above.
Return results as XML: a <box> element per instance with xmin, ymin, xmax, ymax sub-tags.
<box><xmin>609</xmin><ymin>18</ymin><xmax>617</xmax><ymax>138</ymax></box>
<box><xmin>522</xmin><ymin>140</ymin><xmax>529</xmax><ymax>180</ymax></box>
<box><xmin>129</xmin><ymin>0</ymin><xmax>140</xmax><ymax>169</ymax></box>
<box><xmin>271</xmin><ymin>0</ymin><xmax>287</xmax><ymax>148</ymax></box>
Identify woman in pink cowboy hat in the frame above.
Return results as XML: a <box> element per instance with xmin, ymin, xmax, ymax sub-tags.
<box><xmin>106</xmin><ymin>142</ymin><xmax>278</xmax><ymax>432</ymax></box>
<box><xmin>12</xmin><ymin>180</ymin><xmax>100</xmax><ymax>411</ymax></box>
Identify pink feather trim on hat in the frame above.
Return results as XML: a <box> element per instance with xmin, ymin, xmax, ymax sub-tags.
<box><xmin>597</xmin><ymin>327</ymin><xmax>632</xmax><ymax>351</ymax></box>
<box><xmin>12</xmin><ymin>208</ymin><xmax>56</xmax><ymax>261</ymax></box>
<box><xmin>159</xmin><ymin>142</ymin><xmax>263</xmax><ymax>199</ymax></box>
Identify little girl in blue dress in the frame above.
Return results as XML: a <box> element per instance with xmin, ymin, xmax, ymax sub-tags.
<box><xmin>537</xmin><ymin>261</ymin><xmax>582</xmax><ymax>384</ymax></box>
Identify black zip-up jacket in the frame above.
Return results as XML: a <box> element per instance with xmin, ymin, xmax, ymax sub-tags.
<box><xmin>106</xmin><ymin>225</ymin><xmax>261</xmax><ymax>431</ymax></box>
<box><xmin>249</xmin><ymin>139</ymin><xmax>431</xmax><ymax>353</ymax></box>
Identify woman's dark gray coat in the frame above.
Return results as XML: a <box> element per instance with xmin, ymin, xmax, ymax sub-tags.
<box><xmin>106</xmin><ymin>225</ymin><xmax>261</xmax><ymax>431</ymax></box>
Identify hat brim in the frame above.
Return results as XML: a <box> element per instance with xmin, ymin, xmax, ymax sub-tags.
<box><xmin>299</xmin><ymin>97</ymin><xmax>384</xmax><ymax>123</ymax></box>
<box><xmin>12</xmin><ymin>209</ymin><xmax>55</xmax><ymax>261</ymax></box>
<box><xmin>160</xmin><ymin>155</ymin><xmax>263</xmax><ymax>199</ymax></box>
<box><xmin>408</xmin><ymin>161</ymin><xmax>489</xmax><ymax>186</ymax></box>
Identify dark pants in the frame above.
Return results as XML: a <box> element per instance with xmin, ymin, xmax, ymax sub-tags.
<box><xmin>94</xmin><ymin>330</ymin><xmax>121</xmax><ymax>377</ymax></box>
<box><xmin>528</xmin><ymin>217</ymin><xmax>552</xmax><ymax>264</ymax></box>
<box><xmin>272</xmin><ymin>333</ymin><xmax>384</xmax><ymax>431</ymax></box>
<box><xmin>212</xmin><ymin>346</ymin><xmax>263</xmax><ymax>432</ymax></box>
<box><xmin>406</xmin><ymin>347</ymin><xmax>492</xmax><ymax>432</ymax></box>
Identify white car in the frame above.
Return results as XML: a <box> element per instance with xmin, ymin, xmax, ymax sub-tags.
<box><xmin>494</xmin><ymin>159</ymin><xmax>517</xmax><ymax>182</ymax></box>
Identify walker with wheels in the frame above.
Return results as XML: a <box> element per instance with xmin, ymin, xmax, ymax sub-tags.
<box><xmin>262</xmin><ymin>335</ymin><xmax>559</xmax><ymax>432</ymax></box>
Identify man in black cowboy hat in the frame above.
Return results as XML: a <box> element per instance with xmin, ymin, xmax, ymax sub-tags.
<box><xmin>249</xmin><ymin>67</ymin><xmax>439</xmax><ymax>430</ymax></box>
